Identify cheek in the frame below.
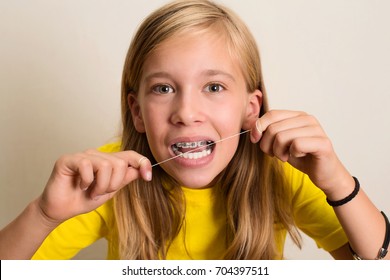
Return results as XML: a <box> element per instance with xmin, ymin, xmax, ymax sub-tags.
<box><xmin>142</xmin><ymin>110</ymin><xmax>163</xmax><ymax>140</ymax></box>
<box><xmin>213</xmin><ymin>98</ymin><xmax>247</xmax><ymax>132</ymax></box>
<box><xmin>140</xmin><ymin>103</ymin><xmax>171</xmax><ymax>154</ymax></box>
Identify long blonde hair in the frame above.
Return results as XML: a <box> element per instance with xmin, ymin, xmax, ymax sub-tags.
<box><xmin>115</xmin><ymin>0</ymin><xmax>300</xmax><ymax>259</ymax></box>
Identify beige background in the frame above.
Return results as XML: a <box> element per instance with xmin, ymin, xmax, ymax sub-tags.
<box><xmin>1</xmin><ymin>0</ymin><xmax>389</xmax><ymax>259</ymax></box>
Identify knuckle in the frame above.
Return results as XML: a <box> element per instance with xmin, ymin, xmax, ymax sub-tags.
<box><xmin>116</xmin><ymin>159</ymin><xmax>128</xmax><ymax>170</ymax></box>
<box><xmin>55</xmin><ymin>154</ymin><xmax>69</xmax><ymax>166</ymax></box>
<box><xmin>306</xmin><ymin>114</ymin><xmax>318</xmax><ymax>123</ymax></box>
<box><xmin>297</xmin><ymin>110</ymin><xmax>307</xmax><ymax>116</ymax></box>
<box><xmin>108</xmin><ymin>183</ymin><xmax>120</xmax><ymax>193</ymax></box>
<box><xmin>79</xmin><ymin>157</ymin><xmax>92</xmax><ymax>168</ymax></box>
<box><xmin>267</xmin><ymin>124</ymin><xmax>277</xmax><ymax>136</ymax></box>
<box><xmin>290</xmin><ymin>140</ymin><xmax>301</xmax><ymax>152</ymax></box>
<box><xmin>259</xmin><ymin>140</ymin><xmax>268</xmax><ymax>153</ymax></box>
<box><xmin>274</xmin><ymin>133</ymin><xmax>284</xmax><ymax>146</ymax></box>
<box><xmin>98</xmin><ymin>159</ymin><xmax>112</xmax><ymax>170</ymax></box>
<box><xmin>92</xmin><ymin>180</ymin><xmax>105</xmax><ymax>192</ymax></box>
<box><xmin>314</xmin><ymin>125</ymin><xmax>324</xmax><ymax>135</ymax></box>
<box><xmin>77</xmin><ymin>158</ymin><xmax>92</xmax><ymax>172</ymax></box>
<box><xmin>322</xmin><ymin>137</ymin><xmax>333</xmax><ymax>151</ymax></box>
<box><xmin>84</xmin><ymin>148</ymin><xmax>98</xmax><ymax>155</ymax></box>
<box><xmin>267</xmin><ymin>110</ymin><xmax>277</xmax><ymax>119</ymax></box>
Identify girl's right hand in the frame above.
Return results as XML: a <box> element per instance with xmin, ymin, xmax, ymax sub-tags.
<box><xmin>36</xmin><ymin>149</ymin><xmax>152</xmax><ymax>225</ymax></box>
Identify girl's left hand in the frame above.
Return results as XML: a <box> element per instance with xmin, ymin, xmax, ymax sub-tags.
<box><xmin>250</xmin><ymin>110</ymin><xmax>354</xmax><ymax>198</ymax></box>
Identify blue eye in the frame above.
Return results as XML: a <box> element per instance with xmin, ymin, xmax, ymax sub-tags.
<box><xmin>205</xmin><ymin>83</ymin><xmax>224</xmax><ymax>93</ymax></box>
<box><xmin>153</xmin><ymin>84</ymin><xmax>174</xmax><ymax>94</ymax></box>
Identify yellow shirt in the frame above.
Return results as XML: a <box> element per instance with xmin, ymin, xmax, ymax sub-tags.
<box><xmin>32</xmin><ymin>143</ymin><xmax>347</xmax><ymax>259</ymax></box>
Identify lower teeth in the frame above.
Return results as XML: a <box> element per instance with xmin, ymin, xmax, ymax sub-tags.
<box><xmin>179</xmin><ymin>148</ymin><xmax>212</xmax><ymax>159</ymax></box>
<box><xmin>172</xmin><ymin>147</ymin><xmax>212</xmax><ymax>159</ymax></box>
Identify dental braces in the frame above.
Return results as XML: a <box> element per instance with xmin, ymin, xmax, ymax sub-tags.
<box><xmin>151</xmin><ymin>129</ymin><xmax>250</xmax><ymax>167</ymax></box>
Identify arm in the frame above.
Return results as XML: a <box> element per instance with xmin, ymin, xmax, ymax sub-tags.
<box><xmin>0</xmin><ymin>149</ymin><xmax>152</xmax><ymax>259</ymax></box>
<box><xmin>0</xmin><ymin>198</ymin><xmax>60</xmax><ymax>259</ymax></box>
<box><xmin>330</xmin><ymin>243</ymin><xmax>353</xmax><ymax>259</ymax></box>
<box><xmin>250</xmin><ymin>110</ymin><xmax>388</xmax><ymax>260</ymax></box>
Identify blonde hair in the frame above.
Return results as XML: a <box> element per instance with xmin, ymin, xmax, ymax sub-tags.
<box><xmin>115</xmin><ymin>0</ymin><xmax>300</xmax><ymax>259</ymax></box>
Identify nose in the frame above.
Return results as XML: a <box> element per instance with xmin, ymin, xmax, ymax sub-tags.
<box><xmin>170</xmin><ymin>89</ymin><xmax>205</xmax><ymax>126</ymax></box>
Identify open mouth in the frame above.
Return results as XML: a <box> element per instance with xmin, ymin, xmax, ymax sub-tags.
<box><xmin>171</xmin><ymin>140</ymin><xmax>215</xmax><ymax>159</ymax></box>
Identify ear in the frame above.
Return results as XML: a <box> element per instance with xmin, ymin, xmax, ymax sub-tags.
<box><xmin>127</xmin><ymin>93</ymin><xmax>146</xmax><ymax>133</ymax></box>
<box><xmin>242</xmin><ymin>89</ymin><xmax>262</xmax><ymax>130</ymax></box>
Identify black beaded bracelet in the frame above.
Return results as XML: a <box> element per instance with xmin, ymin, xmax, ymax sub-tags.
<box><xmin>326</xmin><ymin>176</ymin><xmax>360</xmax><ymax>207</ymax></box>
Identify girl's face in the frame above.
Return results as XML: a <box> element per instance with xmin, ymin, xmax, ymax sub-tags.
<box><xmin>130</xmin><ymin>30</ymin><xmax>261</xmax><ymax>188</ymax></box>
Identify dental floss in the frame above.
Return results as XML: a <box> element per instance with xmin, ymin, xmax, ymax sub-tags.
<box><xmin>151</xmin><ymin>129</ymin><xmax>251</xmax><ymax>167</ymax></box>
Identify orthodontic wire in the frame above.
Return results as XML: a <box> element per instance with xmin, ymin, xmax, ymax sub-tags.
<box><xmin>151</xmin><ymin>129</ymin><xmax>250</xmax><ymax>167</ymax></box>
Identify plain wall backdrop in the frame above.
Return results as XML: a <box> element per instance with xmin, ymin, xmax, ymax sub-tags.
<box><xmin>1</xmin><ymin>0</ymin><xmax>389</xmax><ymax>259</ymax></box>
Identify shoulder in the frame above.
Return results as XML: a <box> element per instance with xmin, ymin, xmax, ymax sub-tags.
<box><xmin>94</xmin><ymin>198</ymin><xmax>115</xmax><ymax>225</ymax></box>
<box><xmin>282</xmin><ymin>162</ymin><xmax>308</xmax><ymax>189</ymax></box>
<box><xmin>281</xmin><ymin>163</ymin><xmax>348</xmax><ymax>252</ymax></box>
<box><xmin>58</xmin><ymin>199</ymin><xmax>115</xmax><ymax>231</ymax></box>
<box><xmin>97</xmin><ymin>142</ymin><xmax>122</xmax><ymax>153</ymax></box>
<box><xmin>32</xmin><ymin>200</ymin><xmax>115</xmax><ymax>259</ymax></box>
<box><xmin>281</xmin><ymin>162</ymin><xmax>323</xmax><ymax>203</ymax></box>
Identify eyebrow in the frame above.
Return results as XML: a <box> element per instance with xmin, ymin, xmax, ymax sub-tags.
<box><xmin>143</xmin><ymin>72</ymin><xmax>172</xmax><ymax>83</ymax></box>
<box><xmin>143</xmin><ymin>69</ymin><xmax>236</xmax><ymax>83</ymax></box>
<box><xmin>201</xmin><ymin>69</ymin><xmax>236</xmax><ymax>82</ymax></box>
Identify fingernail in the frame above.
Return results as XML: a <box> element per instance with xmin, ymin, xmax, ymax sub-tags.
<box><xmin>138</xmin><ymin>157</ymin><xmax>147</xmax><ymax>167</ymax></box>
<box><xmin>93</xmin><ymin>194</ymin><xmax>103</xmax><ymax>201</ymax></box>
<box><xmin>256</xmin><ymin>119</ymin><xmax>263</xmax><ymax>135</ymax></box>
<box><xmin>145</xmin><ymin>171</ymin><xmax>152</xmax><ymax>181</ymax></box>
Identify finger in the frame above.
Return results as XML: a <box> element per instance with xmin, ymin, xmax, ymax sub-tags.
<box><xmin>258</xmin><ymin>113</ymin><xmax>318</xmax><ymax>156</ymax></box>
<box><xmin>81</xmin><ymin>151</ymin><xmax>130</xmax><ymax>199</ymax></box>
<box><xmin>250</xmin><ymin>110</ymin><xmax>305</xmax><ymax>143</ymax></box>
<box><xmin>108</xmin><ymin>157</ymin><xmax>129</xmax><ymax>191</ymax></box>
<box><xmin>57</xmin><ymin>154</ymin><xmax>95</xmax><ymax>191</ymax></box>
<box><xmin>115</xmin><ymin>151</ymin><xmax>153</xmax><ymax>182</ymax></box>
<box><xmin>89</xmin><ymin>157</ymin><xmax>113</xmax><ymax>199</ymax></box>
<box><xmin>271</xmin><ymin>125</ymin><xmax>325</xmax><ymax>162</ymax></box>
<box><xmin>260</xmin><ymin>110</ymin><xmax>308</xmax><ymax>133</ymax></box>
<box><xmin>250</xmin><ymin>118</ymin><xmax>263</xmax><ymax>143</ymax></box>
<box><xmin>89</xmin><ymin>151</ymin><xmax>152</xmax><ymax>199</ymax></box>
<box><xmin>289</xmin><ymin>136</ymin><xmax>333</xmax><ymax>159</ymax></box>
<box><xmin>81</xmin><ymin>150</ymin><xmax>153</xmax><ymax>199</ymax></box>
<box><xmin>88</xmin><ymin>149</ymin><xmax>152</xmax><ymax>183</ymax></box>
<box><xmin>85</xmin><ymin>151</ymin><xmax>131</xmax><ymax>193</ymax></box>
<box><xmin>138</xmin><ymin>157</ymin><xmax>152</xmax><ymax>181</ymax></box>
<box><xmin>76</xmin><ymin>158</ymin><xmax>95</xmax><ymax>191</ymax></box>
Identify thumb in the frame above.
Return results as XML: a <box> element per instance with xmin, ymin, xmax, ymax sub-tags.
<box><xmin>250</xmin><ymin>118</ymin><xmax>264</xmax><ymax>143</ymax></box>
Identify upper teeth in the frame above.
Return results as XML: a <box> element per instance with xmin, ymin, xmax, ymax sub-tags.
<box><xmin>175</xmin><ymin>140</ymin><xmax>211</xmax><ymax>148</ymax></box>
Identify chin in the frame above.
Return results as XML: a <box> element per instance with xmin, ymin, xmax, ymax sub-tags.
<box><xmin>159</xmin><ymin>155</ymin><xmax>229</xmax><ymax>189</ymax></box>
<box><xmin>171</xmin><ymin>172</ymin><xmax>220</xmax><ymax>189</ymax></box>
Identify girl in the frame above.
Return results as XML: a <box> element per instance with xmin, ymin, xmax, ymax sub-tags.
<box><xmin>0</xmin><ymin>0</ymin><xmax>388</xmax><ymax>260</ymax></box>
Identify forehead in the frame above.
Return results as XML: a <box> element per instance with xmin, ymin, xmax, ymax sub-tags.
<box><xmin>142</xmin><ymin>29</ymin><xmax>243</xmax><ymax>78</ymax></box>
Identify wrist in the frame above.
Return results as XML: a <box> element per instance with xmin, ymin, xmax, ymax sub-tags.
<box><xmin>31</xmin><ymin>198</ymin><xmax>62</xmax><ymax>230</ymax></box>
<box><xmin>326</xmin><ymin>176</ymin><xmax>360</xmax><ymax>207</ymax></box>
<box><xmin>323</xmin><ymin>174</ymin><xmax>356</xmax><ymax>202</ymax></box>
